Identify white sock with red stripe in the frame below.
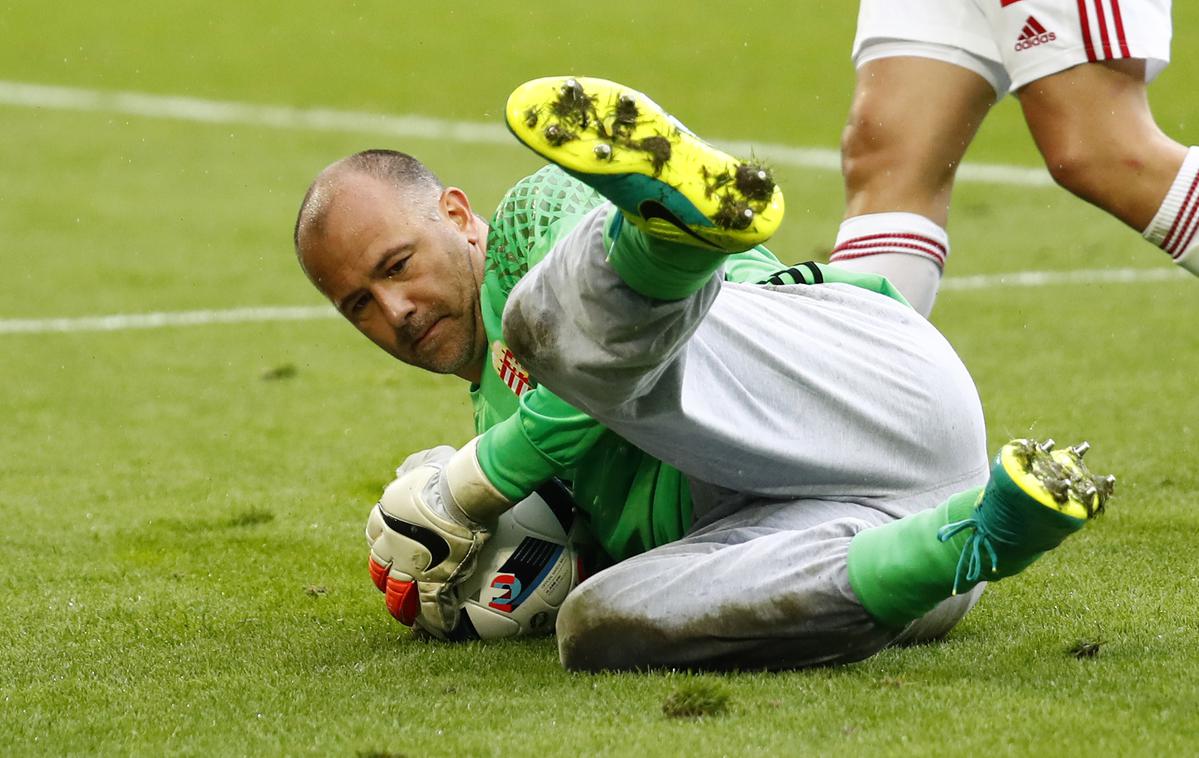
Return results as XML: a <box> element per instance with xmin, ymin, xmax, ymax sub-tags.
<box><xmin>1143</xmin><ymin>147</ymin><xmax>1199</xmax><ymax>276</ymax></box>
<box><xmin>829</xmin><ymin>212</ymin><xmax>948</xmax><ymax>317</ymax></box>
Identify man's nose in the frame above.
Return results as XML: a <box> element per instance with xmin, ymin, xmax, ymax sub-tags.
<box><xmin>373</xmin><ymin>283</ymin><xmax>416</xmax><ymax>326</ymax></box>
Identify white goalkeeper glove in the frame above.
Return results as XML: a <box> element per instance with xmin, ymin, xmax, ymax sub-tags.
<box><xmin>365</xmin><ymin>437</ymin><xmax>512</xmax><ymax>635</ymax></box>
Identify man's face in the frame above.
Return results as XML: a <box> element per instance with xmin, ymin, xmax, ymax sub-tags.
<box><xmin>299</xmin><ymin>173</ymin><xmax>487</xmax><ymax>381</ymax></box>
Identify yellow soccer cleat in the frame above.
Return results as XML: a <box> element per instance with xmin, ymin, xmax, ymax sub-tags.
<box><xmin>938</xmin><ymin>438</ymin><xmax>1115</xmax><ymax>594</ymax></box>
<box><xmin>505</xmin><ymin>76</ymin><xmax>784</xmax><ymax>253</ymax></box>
<box><xmin>996</xmin><ymin>439</ymin><xmax>1113</xmax><ymax>521</ymax></box>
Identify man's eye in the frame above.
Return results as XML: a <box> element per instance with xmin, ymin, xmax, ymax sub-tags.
<box><xmin>386</xmin><ymin>258</ymin><xmax>409</xmax><ymax>277</ymax></box>
<box><xmin>348</xmin><ymin>295</ymin><xmax>371</xmax><ymax>317</ymax></box>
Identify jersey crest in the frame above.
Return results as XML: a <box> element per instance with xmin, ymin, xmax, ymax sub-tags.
<box><xmin>491</xmin><ymin>341</ymin><xmax>533</xmax><ymax>397</ymax></box>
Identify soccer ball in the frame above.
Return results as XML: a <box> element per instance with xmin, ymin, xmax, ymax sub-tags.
<box><xmin>423</xmin><ymin>480</ymin><xmax>582</xmax><ymax>641</ymax></box>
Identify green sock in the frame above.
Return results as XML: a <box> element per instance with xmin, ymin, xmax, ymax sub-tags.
<box><xmin>604</xmin><ymin>210</ymin><xmax>727</xmax><ymax>300</ymax></box>
<box><xmin>846</xmin><ymin>489</ymin><xmax>984</xmax><ymax>628</ymax></box>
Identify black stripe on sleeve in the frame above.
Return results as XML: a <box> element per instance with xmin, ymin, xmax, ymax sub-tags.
<box><xmin>801</xmin><ymin>261</ymin><xmax>824</xmax><ymax>284</ymax></box>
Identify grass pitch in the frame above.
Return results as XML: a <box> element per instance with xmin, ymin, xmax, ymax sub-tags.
<box><xmin>2</xmin><ymin>2</ymin><xmax>1197</xmax><ymax>755</ymax></box>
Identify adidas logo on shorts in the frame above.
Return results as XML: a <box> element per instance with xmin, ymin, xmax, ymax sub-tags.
<box><xmin>1015</xmin><ymin>16</ymin><xmax>1056</xmax><ymax>51</ymax></box>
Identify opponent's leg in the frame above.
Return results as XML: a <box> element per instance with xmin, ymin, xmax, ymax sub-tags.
<box><xmin>1018</xmin><ymin>60</ymin><xmax>1198</xmax><ymax>274</ymax></box>
<box><xmin>842</xmin><ymin>56</ymin><xmax>997</xmax><ymax>228</ymax></box>
<box><xmin>836</xmin><ymin>55</ymin><xmax>997</xmax><ymax>316</ymax></box>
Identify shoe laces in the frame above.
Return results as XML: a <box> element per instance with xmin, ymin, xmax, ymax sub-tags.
<box><xmin>937</xmin><ymin>517</ymin><xmax>999</xmax><ymax>596</ymax></box>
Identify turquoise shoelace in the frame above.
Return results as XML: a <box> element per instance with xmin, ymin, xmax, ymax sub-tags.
<box><xmin>936</xmin><ymin>469</ymin><xmax>1084</xmax><ymax>596</ymax></box>
<box><xmin>937</xmin><ymin>517</ymin><xmax>998</xmax><ymax>596</ymax></box>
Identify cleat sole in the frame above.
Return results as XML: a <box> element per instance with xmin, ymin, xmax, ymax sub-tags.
<box><xmin>504</xmin><ymin>76</ymin><xmax>784</xmax><ymax>252</ymax></box>
<box><xmin>999</xmin><ymin>439</ymin><xmax>1114</xmax><ymax>521</ymax></box>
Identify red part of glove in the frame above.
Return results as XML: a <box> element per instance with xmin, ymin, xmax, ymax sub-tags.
<box><xmin>368</xmin><ymin>556</ymin><xmax>389</xmax><ymax>592</ymax></box>
<box><xmin>384</xmin><ymin>577</ymin><xmax>420</xmax><ymax>626</ymax></box>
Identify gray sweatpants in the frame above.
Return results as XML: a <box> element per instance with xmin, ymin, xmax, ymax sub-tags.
<box><xmin>503</xmin><ymin>205</ymin><xmax>990</xmax><ymax>671</ymax></box>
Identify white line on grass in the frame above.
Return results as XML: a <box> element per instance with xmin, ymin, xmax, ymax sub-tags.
<box><xmin>941</xmin><ymin>266</ymin><xmax>1188</xmax><ymax>290</ymax></box>
<box><xmin>0</xmin><ymin>268</ymin><xmax>1186</xmax><ymax>336</ymax></box>
<box><xmin>0</xmin><ymin>79</ymin><xmax>1054</xmax><ymax>187</ymax></box>
<box><xmin>0</xmin><ymin>305</ymin><xmax>337</xmax><ymax>334</ymax></box>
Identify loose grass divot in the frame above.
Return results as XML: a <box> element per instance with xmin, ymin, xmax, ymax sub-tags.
<box><xmin>661</xmin><ymin>680</ymin><xmax>730</xmax><ymax>719</ymax></box>
<box><xmin>260</xmin><ymin>363</ymin><xmax>298</xmax><ymax>381</ymax></box>
<box><xmin>304</xmin><ymin>585</ymin><xmax>327</xmax><ymax>597</ymax></box>
<box><xmin>1070</xmin><ymin>639</ymin><xmax>1104</xmax><ymax>659</ymax></box>
<box><xmin>224</xmin><ymin>507</ymin><xmax>275</xmax><ymax>527</ymax></box>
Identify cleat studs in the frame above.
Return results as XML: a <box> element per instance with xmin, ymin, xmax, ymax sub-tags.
<box><xmin>523</xmin><ymin>107</ymin><xmax>539</xmax><ymax>129</ymax></box>
<box><xmin>593</xmin><ymin>143</ymin><xmax>613</xmax><ymax>160</ymax></box>
<box><xmin>1039</xmin><ymin>439</ymin><xmax>1056</xmax><ymax>452</ymax></box>
<box><xmin>551</xmin><ymin>78</ymin><xmax>595</xmax><ymax>125</ymax></box>
<box><xmin>734</xmin><ymin>162</ymin><xmax>776</xmax><ymax>202</ymax></box>
<box><xmin>544</xmin><ymin>123</ymin><xmax>575</xmax><ymax>146</ymax></box>
<box><xmin>611</xmin><ymin>93</ymin><xmax>640</xmax><ymax>137</ymax></box>
<box><xmin>714</xmin><ymin>194</ymin><xmax>754</xmax><ymax>230</ymax></box>
<box><xmin>1047</xmin><ymin>479</ymin><xmax>1070</xmax><ymax>504</ymax></box>
<box><xmin>1070</xmin><ymin>441</ymin><xmax>1091</xmax><ymax>458</ymax></box>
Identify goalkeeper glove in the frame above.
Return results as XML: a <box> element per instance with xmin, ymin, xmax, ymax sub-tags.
<box><xmin>364</xmin><ymin>438</ymin><xmax>512</xmax><ymax>635</ymax></box>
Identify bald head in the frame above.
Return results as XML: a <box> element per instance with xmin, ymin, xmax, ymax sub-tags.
<box><xmin>293</xmin><ymin>149</ymin><xmax>445</xmax><ymax>255</ymax></box>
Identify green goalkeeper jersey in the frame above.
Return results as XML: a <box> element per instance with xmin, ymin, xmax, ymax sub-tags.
<box><xmin>470</xmin><ymin>166</ymin><xmax>786</xmax><ymax>562</ymax></box>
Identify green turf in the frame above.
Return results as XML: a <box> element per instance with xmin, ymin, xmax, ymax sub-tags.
<box><xmin>2</xmin><ymin>2</ymin><xmax>1197</xmax><ymax>755</ymax></box>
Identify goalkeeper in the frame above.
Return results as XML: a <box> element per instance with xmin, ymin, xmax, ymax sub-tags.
<box><xmin>293</xmin><ymin>76</ymin><xmax>1114</xmax><ymax>671</ymax></box>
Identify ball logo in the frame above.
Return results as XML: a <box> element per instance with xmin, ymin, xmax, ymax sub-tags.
<box><xmin>487</xmin><ymin>573</ymin><xmax>522</xmax><ymax>613</ymax></box>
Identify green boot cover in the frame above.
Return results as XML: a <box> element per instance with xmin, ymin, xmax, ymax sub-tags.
<box><xmin>846</xmin><ymin>488</ymin><xmax>983</xmax><ymax>629</ymax></box>
<box><xmin>604</xmin><ymin>209</ymin><xmax>726</xmax><ymax>300</ymax></box>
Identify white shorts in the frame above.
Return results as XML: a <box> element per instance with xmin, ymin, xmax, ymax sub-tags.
<box><xmin>853</xmin><ymin>0</ymin><xmax>1173</xmax><ymax>94</ymax></box>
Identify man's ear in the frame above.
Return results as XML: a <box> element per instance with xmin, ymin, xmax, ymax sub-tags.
<box><xmin>439</xmin><ymin>187</ymin><xmax>476</xmax><ymax>234</ymax></box>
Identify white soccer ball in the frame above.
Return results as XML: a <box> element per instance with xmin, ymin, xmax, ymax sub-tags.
<box><xmin>422</xmin><ymin>481</ymin><xmax>581</xmax><ymax>641</ymax></box>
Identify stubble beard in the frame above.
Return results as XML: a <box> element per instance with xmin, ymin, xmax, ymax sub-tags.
<box><xmin>407</xmin><ymin>311</ymin><xmax>478</xmax><ymax>375</ymax></box>
<box><xmin>403</xmin><ymin>249</ymin><xmax>484</xmax><ymax>376</ymax></box>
